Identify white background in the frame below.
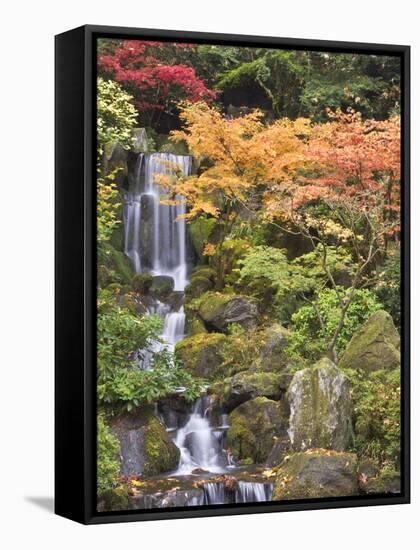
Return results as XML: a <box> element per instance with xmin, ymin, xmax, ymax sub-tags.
<box><xmin>1</xmin><ymin>0</ymin><xmax>418</xmax><ymax>548</ymax></box>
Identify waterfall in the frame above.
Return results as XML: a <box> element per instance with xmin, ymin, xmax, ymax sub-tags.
<box><xmin>201</xmin><ymin>480</ymin><xmax>273</xmax><ymax>505</ymax></box>
<box><xmin>203</xmin><ymin>482</ymin><xmax>226</xmax><ymax>505</ymax></box>
<box><xmin>124</xmin><ymin>152</ymin><xmax>191</xmax><ymax>291</ymax></box>
<box><xmin>124</xmin><ymin>151</ymin><xmax>191</xmax><ymax>368</ymax></box>
<box><xmin>173</xmin><ymin>396</ymin><xmax>228</xmax><ymax>475</ymax></box>
<box><xmin>161</xmin><ymin>306</ymin><xmax>186</xmax><ymax>353</ymax></box>
<box><xmin>235</xmin><ymin>481</ymin><xmax>274</xmax><ymax>503</ymax></box>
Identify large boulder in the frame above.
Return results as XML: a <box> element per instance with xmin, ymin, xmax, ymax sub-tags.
<box><xmin>265</xmin><ymin>436</ymin><xmax>291</xmax><ymax>468</ymax></box>
<box><xmin>254</xmin><ymin>324</ymin><xmax>292</xmax><ymax>373</ymax></box>
<box><xmin>226</xmin><ymin>397</ymin><xmax>288</xmax><ymax>464</ymax></box>
<box><xmin>213</xmin><ymin>371</ymin><xmax>290</xmax><ymax>411</ymax></box>
<box><xmin>175</xmin><ymin>333</ymin><xmax>228</xmax><ymax>379</ymax></box>
<box><xmin>151</xmin><ymin>275</ymin><xmax>175</xmax><ymax>297</ymax></box>
<box><xmin>287</xmin><ymin>358</ymin><xmax>352</xmax><ymax>451</ymax></box>
<box><xmin>339</xmin><ymin>310</ymin><xmax>400</xmax><ymax>372</ymax></box>
<box><xmin>110</xmin><ymin>407</ymin><xmax>180</xmax><ymax>477</ymax></box>
<box><xmin>197</xmin><ymin>292</ymin><xmax>258</xmax><ymax>332</ymax></box>
<box><xmin>272</xmin><ymin>450</ymin><xmax>358</xmax><ymax>500</ymax></box>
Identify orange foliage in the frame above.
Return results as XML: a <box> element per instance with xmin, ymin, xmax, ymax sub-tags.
<box><xmin>157</xmin><ymin>103</ymin><xmax>400</xmax><ymax>239</ymax></box>
<box><xmin>165</xmin><ymin>102</ymin><xmax>310</xmax><ymax>220</ymax></box>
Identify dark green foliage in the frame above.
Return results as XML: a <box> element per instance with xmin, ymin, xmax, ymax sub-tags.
<box><xmin>299</xmin><ymin>53</ymin><xmax>401</xmax><ymax>121</ymax></box>
<box><xmin>219</xmin><ymin>50</ymin><xmax>306</xmax><ymax>117</ymax></box>
<box><xmin>218</xmin><ymin>49</ymin><xmax>400</xmax><ymax>121</ymax></box>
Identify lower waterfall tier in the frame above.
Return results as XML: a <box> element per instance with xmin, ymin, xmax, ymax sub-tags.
<box><xmin>126</xmin><ymin>473</ymin><xmax>274</xmax><ymax>509</ymax></box>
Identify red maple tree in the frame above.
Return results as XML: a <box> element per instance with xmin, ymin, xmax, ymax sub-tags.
<box><xmin>98</xmin><ymin>40</ymin><xmax>217</xmax><ymax>124</ymax></box>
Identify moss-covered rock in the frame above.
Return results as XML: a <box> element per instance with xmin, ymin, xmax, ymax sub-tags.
<box><xmin>157</xmin><ymin>136</ymin><xmax>189</xmax><ymax>155</ymax></box>
<box><xmin>151</xmin><ymin>275</ymin><xmax>174</xmax><ymax>297</ymax></box>
<box><xmin>213</xmin><ymin>371</ymin><xmax>290</xmax><ymax>411</ymax></box>
<box><xmin>185</xmin><ymin>276</ymin><xmax>213</xmax><ymax>300</ymax></box>
<box><xmin>226</xmin><ymin>397</ymin><xmax>288</xmax><ymax>464</ymax></box>
<box><xmin>196</xmin><ymin>292</ymin><xmax>258</xmax><ymax>332</ymax></box>
<box><xmin>254</xmin><ymin>324</ymin><xmax>292</xmax><ymax>373</ymax></box>
<box><xmin>339</xmin><ymin>310</ymin><xmax>400</xmax><ymax>372</ymax></box>
<box><xmin>287</xmin><ymin>357</ymin><xmax>353</xmax><ymax>451</ymax></box>
<box><xmin>97</xmin><ymin>485</ymin><xmax>130</xmax><ymax>512</ymax></box>
<box><xmin>186</xmin><ymin>314</ymin><xmax>208</xmax><ymax>336</ymax></box>
<box><xmin>110</xmin><ymin>406</ymin><xmax>180</xmax><ymax>477</ymax></box>
<box><xmin>132</xmin><ymin>273</ymin><xmax>153</xmax><ymax>294</ymax></box>
<box><xmin>272</xmin><ymin>450</ymin><xmax>358</xmax><ymax>500</ymax></box>
<box><xmin>359</xmin><ymin>469</ymin><xmax>401</xmax><ymax>495</ymax></box>
<box><xmin>191</xmin><ymin>266</ymin><xmax>217</xmax><ymax>282</ymax></box>
<box><xmin>188</xmin><ymin>216</ymin><xmax>217</xmax><ymax>260</ymax></box>
<box><xmin>175</xmin><ymin>333</ymin><xmax>228</xmax><ymax>379</ymax></box>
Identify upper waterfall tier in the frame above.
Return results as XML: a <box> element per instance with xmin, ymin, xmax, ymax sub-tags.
<box><xmin>123</xmin><ymin>152</ymin><xmax>191</xmax><ymax>291</ymax></box>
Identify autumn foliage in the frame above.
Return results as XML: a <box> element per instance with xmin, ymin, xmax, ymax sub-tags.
<box><xmin>291</xmin><ymin>110</ymin><xmax>401</xmax><ymax>232</ymax></box>
<box><xmin>161</xmin><ymin>102</ymin><xmax>310</xmax><ymax>220</ymax></box>
<box><xmin>162</xmin><ymin>103</ymin><xmax>400</xmax><ymax>238</ymax></box>
<box><xmin>99</xmin><ymin>41</ymin><xmax>217</xmax><ymax>120</ymax></box>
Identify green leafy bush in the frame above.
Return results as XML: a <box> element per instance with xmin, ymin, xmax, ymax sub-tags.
<box><xmin>288</xmin><ymin>287</ymin><xmax>382</xmax><ymax>361</ymax></box>
<box><xmin>238</xmin><ymin>244</ymin><xmax>355</xmax><ymax>322</ymax></box>
<box><xmin>344</xmin><ymin>368</ymin><xmax>401</xmax><ymax>467</ymax></box>
<box><xmin>97</xmin><ymin>415</ymin><xmax>120</xmax><ymax>495</ymax></box>
<box><xmin>238</xmin><ymin>245</ymin><xmax>290</xmax><ymax>297</ymax></box>
<box><xmin>97</xmin><ymin>300</ymin><xmax>204</xmax><ymax>411</ymax></box>
<box><xmin>98</xmin><ymin>348</ymin><xmax>204</xmax><ymax>411</ymax></box>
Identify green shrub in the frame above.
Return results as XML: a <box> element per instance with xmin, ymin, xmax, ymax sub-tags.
<box><xmin>97</xmin><ymin>300</ymin><xmax>204</xmax><ymax>411</ymax></box>
<box><xmin>344</xmin><ymin>368</ymin><xmax>401</xmax><ymax>468</ymax></box>
<box><xmin>97</xmin><ymin>415</ymin><xmax>120</xmax><ymax>495</ymax></box>
<box><xmin>98</xmin><ymin>349</ymin><xmax>204</xmax><ymax>410</ymax></box>
<box><xmin>288</xmin><ymin>287</ymin><xmax>382</xmax><ymax>361</ymax></box>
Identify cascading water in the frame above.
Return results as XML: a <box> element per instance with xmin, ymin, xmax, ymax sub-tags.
<box><xmin>124</xmin><ymin>151</ymin><xmax>190</xmax><ymax>366</ymax></box>
<box><xmin>173</xmin><ymin>396</ymin><xmax>228</xmax><ymax>475</ymax></box>
<box><xmin>235</xmin><ymin>481</ymin><xmax>273</xmax><ymax>503</ymax></box>
<box><xmin>124</xmin><ymin>152</ymin><xmax>191</xmax><ymax>291</ymax></box>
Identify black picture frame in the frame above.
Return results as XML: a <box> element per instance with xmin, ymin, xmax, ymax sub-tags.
<box><xmin>55</xmin><ymin>24</ymin><xmax>410</xmax><ymax>525</ymax></box>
